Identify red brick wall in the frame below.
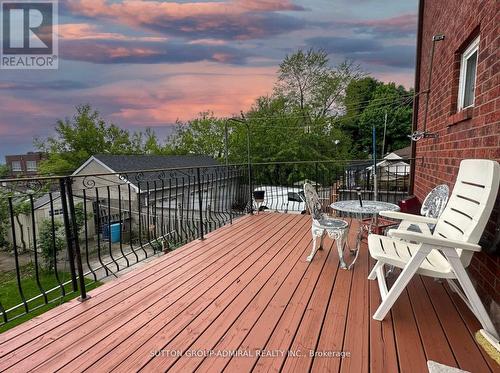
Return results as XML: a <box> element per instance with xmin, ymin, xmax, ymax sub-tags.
<box><xmin>413</xmin><ymin>0</ymin><xmax>500</xmax><ymax>305</ymax></box>
<box><xmin>5</xmin><ymin>152</ymin><xmax>46</xmax><ymax>177</ymax></box>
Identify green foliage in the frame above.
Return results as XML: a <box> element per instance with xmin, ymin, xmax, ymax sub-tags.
<box><xmin>32</xmin><ymin>49</ymin><xmax>413</xmax><ymax>177</ymax></box>
<box><xmin>0</xmin><ymin>264</ymin><xmax>102</xmax><ymax>333</ymax></box>
<box><xmin>275</xmin><ymin>49</ymin><xmax>363</xmax><ymax>122</ymax></box>
<box><xmin>168</xmin><ymin>50</ymin><xmax>360</xmax><ymax>164</ymax></box>
<box><xmin>168</xmin><ymin>112</ymin><xmax>227</xmax><ymax>159</ymax></box>
<box><xmin>340</xmin><ymin>77</ymin><xmax>381</xmax><ymax>156</ymax></box>
<box><xmin>38</xmin><ymin>219</ymin><xmax>65</xmax><ymax>270</ymax></box>
<box><xmin>12</xmin><ymin>198</ymin><xmax>32</xmax><ymax>251</ymax></box>
<box><xmin>0</xmin><ymin>188</ymin><xmax>49</xmax><ymax>251</ymax></box>
<box><xmin>233</xmin><ymin>95</ymin><xmax>352</xmax><ymax>164</ymax></box>
<box><xmin>73</xmin><ymin>202</ymin><xmax>86</xmax><ymax>235</ymax></box>
<box><xmin>340</xmin><ymin>78</ymin><xmax>413</xmax><ymax>158</ymax></box>
<box><xmin>358</xmin><ymin>83</ymin><xmax>413</xmax><ymax>157</ymax></box>
<box><xmin>35</xmin><ymin>104</ymin><xmax>161</xmax><ymax>175</ymax></box>
<box><xmin>0</xmin><ymin>164</ymin><xmax>8</xmax><ymax>178</ymax></box>
<box><xmin>0</xmin><ymin>198</ymin><xmax>9</xmax><ymax>248</ymax></box>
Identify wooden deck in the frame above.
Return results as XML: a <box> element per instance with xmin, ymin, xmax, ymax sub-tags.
<box><xmin>0</xmin><ymin>213</ymin><xmax>497</xmax><ymax>372</ymax></box>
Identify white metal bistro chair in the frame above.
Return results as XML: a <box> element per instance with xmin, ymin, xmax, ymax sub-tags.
<box><xmin>303</xmin><ymin>183</ymin><xmax>349</xmax><ymax>268</ymax></box>
<box><xmin>368</xmin><ymin>159</ymin><xmax>500</xmax><ymax>340</ymax></box>
<box><xmin>395</xmin><ymin>184</ymin><xmax>449</xmax><ymax>235</ymax></box>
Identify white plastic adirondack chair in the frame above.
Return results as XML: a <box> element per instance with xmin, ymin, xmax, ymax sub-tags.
<box><xmin>368</xmin><ymin>159</ymin><xmax>500</xmax><ymax>340</ymax></box>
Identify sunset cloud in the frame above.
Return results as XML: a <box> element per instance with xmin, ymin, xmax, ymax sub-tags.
<box><xmin>0</xmin><ymin>1</ymin><xmax>418</xmax><ymax>159</ymax></box>
<box><xmin>64</xmin><ymin>0</ymin><xmax>307</xmax><ymax>40</ymax></box>
<box><xmin>342</xmin><ymin>13</ymin><xmax>418</xmax><ymax>38</ymax></box>
<box><xmin>58</xmin><ymin>23</ymin><xmax>168</xmax><ymax>42</ymax></box>
<box><xmin>307</xmin><ymin>36</ymin><xmax>415</xmax><ymax>68</ymax></box>
<box><xmin>60</xmin><ymin>39</ymin><xmax>251</xmax><ymax>64</ymax></box>
<box><xmin>95</xmin><ymin>64</ymin><xmax>277</xmax><ymax>124</ymax></box>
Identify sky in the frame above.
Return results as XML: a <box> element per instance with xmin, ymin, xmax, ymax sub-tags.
<box><xmin>0</xmin><ymin>0</ymin><xmax>418</xmax><ymax>160</ymax></box>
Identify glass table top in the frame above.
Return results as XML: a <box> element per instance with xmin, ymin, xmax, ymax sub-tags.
<box><xmin>330</xmin><ymin>200</ymin><xmax>400</xmax><ymax>215</ymax></box>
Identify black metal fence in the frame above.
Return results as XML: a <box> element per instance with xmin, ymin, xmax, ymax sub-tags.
<box><xmin>0</xmin><ymin>159</ymin><xmax>415</xmax><ymax>326</ymax></box>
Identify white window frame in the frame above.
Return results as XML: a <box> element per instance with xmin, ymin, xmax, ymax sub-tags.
<box><xmin>11</xmin><ymin>161</ymin><xmax>22</xmax><ymax>172</ymax></box>
<box><xmin>457</xmin><ymin>36</ymin><xmax>480</xmax><ymax>110</ymax></box>
<box><xmin>26</xmin><ymin>160</ymin><xmax>37</xmax><ymax>172</ymax></box>
<box><xmin>49</xmin><ymin>208</ymin><xmax>64</xmax><ymax>217</ymax></box>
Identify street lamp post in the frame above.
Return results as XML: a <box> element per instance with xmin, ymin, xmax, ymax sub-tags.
<box><xmin>229</xmin><ymin>114</ymin><xmax>253</xmax><ymax>214</ymax></box>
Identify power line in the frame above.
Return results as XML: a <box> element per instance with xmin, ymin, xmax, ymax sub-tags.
<box><xmin>223</xmin><ymin>95</ymin><xmax>413</xmax><ymax>131</ymax></box>
<box><xmin>223</xmin><ymin>94</ymin><xmax>413</xmax><ymax>124</ymax></box>
<box><xmin>166</xmin><ymin>93</ymin><xmax>413</xmax><ymax>127</ymax></box>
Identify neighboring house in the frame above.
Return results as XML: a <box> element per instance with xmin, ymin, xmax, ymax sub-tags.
<box><xmin>367</xmin><ymin>149</ymin><xmax>410</xmax><ymax>182</ymax></box>
<box><xmin>6</xmin><ymin>192</ymin><xmax>91</xmax><ymax>251</ymax></box>
<box><xmin>71</xmin><ymin>154</ymin><xmax>240</xmax><ymax>237</ymax></box>
<box><xmin>411</xmin><ymin>1</ymin><xmax>499</xmax><ymax>309</ymax></box>
<box><xmin>5</xmin><ymin>152</ymin><xmax>46</xmax><ymax>178</ymax></box>
<box><xmin>341</xmin><ymin>146</ymin><xmax>412</xmax><ymax>203</ymax></box>
<box><xmin>391</xmin><ymin>145</ymin><xmax>411</xmax><ymax>159</ymax></box>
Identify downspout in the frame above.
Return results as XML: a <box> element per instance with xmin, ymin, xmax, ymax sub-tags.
<box><xmin>409</xmin><ymin>0</ymin><xmax>425</xmax><ymax>195</ymax></box>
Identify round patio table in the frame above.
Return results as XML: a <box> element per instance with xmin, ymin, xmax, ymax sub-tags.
<box><xmin>330</xmin><ymin>200</ymin><xmax>400</xmax><ymax>269</ymax></box>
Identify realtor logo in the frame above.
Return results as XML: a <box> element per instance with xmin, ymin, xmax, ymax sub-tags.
<box><xmin>1</xmin><ymin>0</ymin><xmax>58</xmax><ymax>69</ymax></box>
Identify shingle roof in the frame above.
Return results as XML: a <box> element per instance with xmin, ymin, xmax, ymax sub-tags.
<box><xmin>392</xmin><ymin>146</ymin><xmax>412</xmax><ymax>159</ymax></box>
<box><xmin>33</xmin><ymin>192</ymin><xmax>60</xmax><ymax>209</ymax></box>
<box><xmin>92</xmin><ymin>154</ymin><xmax>222</xmax><ymax>189</ymax></box>
<box><xmin>93</xmin><ymin>154</ymin><xmax>219</xmax><ymax>172</ymax></box>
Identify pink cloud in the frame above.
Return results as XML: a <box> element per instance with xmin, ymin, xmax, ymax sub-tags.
<box><xmin>0</xmin><ymin>94</ymin><xmax>62</xmax><ymax>138</ymax></box>
<box><xmin>361</xmin><ymin>13</ymin><xmax>418</xmax><ymax>29</ymax></box>
<box><xmin>344</xmin><ymin>13</ymin><xmax>418</xmax><ymax>37</ymax></box>
<box><xmin>372</xmin><ymin>71</ymin><xmax>414</xmax><ymax>89</ymax></box>
<box><xmin>0</xmin><ymin>95</ymin><xmax>53</xmax><ymax>117</ymax></box>
<box><xmin>67</xmin><ymin>0</ymin><xmax>303</xmax><ymax>17</ymax></box>
<box><xmin>235</xmin><ymin>0</ymin><xmax>305</xmax><ymax>11</ymax></box>
<box><xmin>188</xmin><ymin>39</ymin><xmax>227</xmax><ymax>46</ymax></box>
<box><xmin>58</xmin><ymin>23</ymin><xmax>167</xmax><ymax>42</ymax></box>
<box><xmin>65</xmin><ymin>0</ymin><xmax>306</xmax><ymax>40</ymax></box>
<box><xmin>88</xmin><ymin>64</ymin><xmax>277</xmax><ymax>125</ymax></box>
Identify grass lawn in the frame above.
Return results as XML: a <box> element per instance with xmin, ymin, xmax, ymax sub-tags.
<box><xmin>0</xmin><ymin>264</ymin><xmax>102</xmax><ymax>333</ymax></box>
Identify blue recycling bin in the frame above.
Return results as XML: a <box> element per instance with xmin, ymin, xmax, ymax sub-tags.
<box><xmin>110</xmin><ymin>223</ymin><xmax>121</xmax><ymax>243</ymax></box>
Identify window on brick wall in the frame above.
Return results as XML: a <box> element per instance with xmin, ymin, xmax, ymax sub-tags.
<box><xmin>11</xmin><ymin>161</ymin><xmax>22</xmax><ymax>172</ymax></box>
<box><xmin>458</xmin><ymin>36</ymin><xmax>479</xmax><ymax>110</ymax></box>
<box><xmin>26</xmin><ymin>160</ymin><xmax>37</xmax><ymax>171</ymax></box>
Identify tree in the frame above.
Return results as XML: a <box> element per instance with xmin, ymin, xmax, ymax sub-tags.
<box><xmin>35</xmin><ymin>105</ymin><xmax>148</xmax><ymax>175</ymax></box>
<box><xmin>340</xmin><ymin>77</ymin><xmax>381</xmax><ymax>156</ymax></box>
<box><xmin>167</xmin><ymin>50</ymin><xmax>358</xmax><ymax>165</ymax></box>
<box><xmin>167</xmin><ymin>112</ymin><xmax>228</xmax><ymax>159</ymax></box>
<box><xmin>275</xmin><ymin>49</ymin><xmax>362</xmax><ymax>124</ymax></box>
<box><xmin>238</xmin><ymin>95</ymin><xmax>351</xmax><ymax>163</ymax></box>
<box><xmin>339</xmin><ymin>79</ymin><xmax>413</xmax><ymax>158</ymax></box>
<box><xmin>0</xmin><ymin>164</ymin><xmax>8</xmax><ymax>178</ymax></box>
<box><xmin>0</xmin><ymin>187</ymin><xmax>48</xmax><ymax>251</ymax></box>
<box><xmin>357</xmin><ymin>83</ymin><xmax>413</xmax><ymax>157</ymax></box>
<box><xmin>0</xmin><ymin>167</ymin><xmax>9</xmax><ymax>247</ymax></box>
<box><xmin>12</xmin><ymin>199</ymin><xmax>31</xmax><ymax>252</ymax></box>
<box><xmin>38</xmin><ymin>219</ymin><xmax>65</xmax><ymax>270</ymax></box>
<box><xmin>0</xmin><ymin>197</ymin><xmax>8</xmax><ymax>249</ymax></box>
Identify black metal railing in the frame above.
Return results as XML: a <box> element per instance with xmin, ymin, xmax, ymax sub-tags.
<box><xmin>0</xmin><ymin>158</ymin><xmax>416</xmax><ymax>327</ymax></box>
<box><xmin>249</xmin><ymin>159</ymin><xmax>414</xmax><ymax>213</ymax></box>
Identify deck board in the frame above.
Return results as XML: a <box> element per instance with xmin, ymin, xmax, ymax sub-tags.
<box><xmin>0</xmin><ymin>213</ymin><xmax>495</xmax><ymax>373</ymax></box>
<box><xmin>368</xmin><ymin>260</ymin><xmax>399</xmax><ymax>373</ymax></box>
<box><xmin>339</xmin><ymin>242</ymin><xmax>370</xmax><ymax>373</ymax></box>
<box><xmin>422</xmin><ymin>277</ymin><xmax>493</xmax><ymax>373</ymax></box>
<box><xmin>406</xmin><ymin>276</ymin><xmax>457</xmax><ymax>366</ymax></box>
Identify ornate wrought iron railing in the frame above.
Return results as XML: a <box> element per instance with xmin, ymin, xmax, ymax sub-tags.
<box><xmin>0</xmin><ymin>159</ymin><xmax>417</xmax><ymax>327</ymax></box>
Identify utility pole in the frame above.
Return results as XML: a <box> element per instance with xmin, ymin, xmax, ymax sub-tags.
<box><xmin>382</xmin><ymin>111</ymin><xmax>388</xmax><ymax>156</ymax></box>
<box><xmin>224</xmin><ymin>120</ymin><xmax>229</xmax><ymax>166</ymax></box>
<box><xmin>372</xmin><ymin>124</ymin><xmax>378</xmax><ymax>201</ymax></box>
